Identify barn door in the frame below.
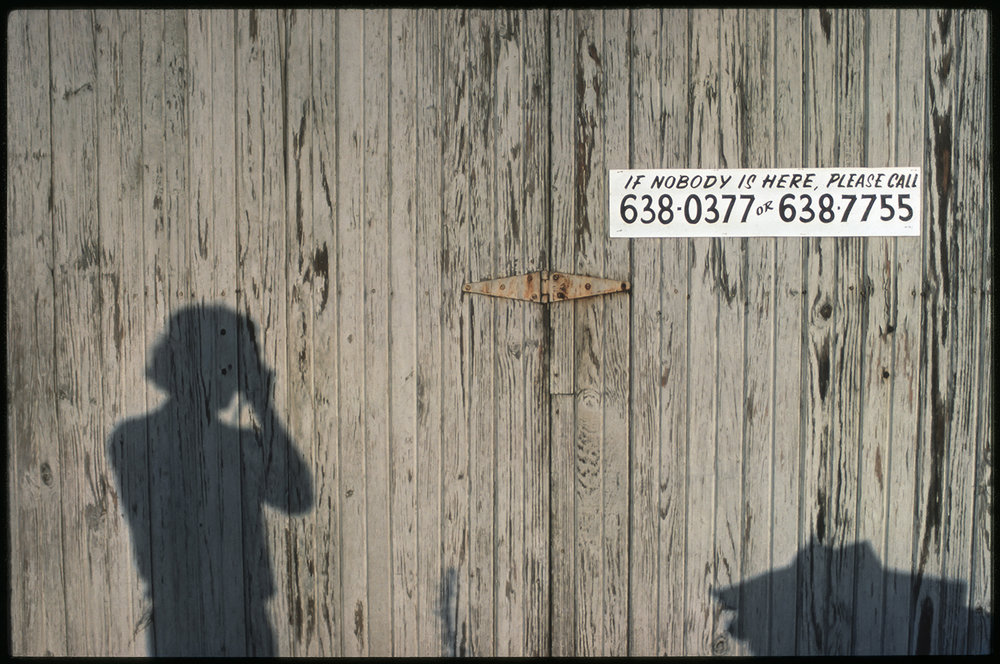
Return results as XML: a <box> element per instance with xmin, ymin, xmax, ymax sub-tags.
<box><xmin>8</xmin><ymin>7</ymin><xmax>990</xmax><ymax>659</ymax></box>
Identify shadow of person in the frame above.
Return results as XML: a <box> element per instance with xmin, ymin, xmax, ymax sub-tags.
<box><xmin>713</xmin><ymin>538</ymin><xmax>992</xmax><ymax>655</ymax></box>
<box><xmin>107</xmin><ymin>304</ymin><xmax>313</xmax><ymax>656</ymax></box>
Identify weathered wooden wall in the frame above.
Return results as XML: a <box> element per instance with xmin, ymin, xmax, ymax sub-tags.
<box><xmin>7</xmin><ymin>9</ymin><xmax>992</xmax><ymax>656</ymax></box>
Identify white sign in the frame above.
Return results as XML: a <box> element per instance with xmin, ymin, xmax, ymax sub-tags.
<box><xmin>609</xmin><ymin>167</ymin><xmax>921</xmax><ymax>237</ymax></box>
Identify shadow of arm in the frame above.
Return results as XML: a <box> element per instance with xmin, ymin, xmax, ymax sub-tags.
<box><xmin>247</xmin><ymin>372</ymin><xmax>314</xmax><ymax>515</ymax></box>
<box><xmin>106</xmin><ymin>419</ymin><xmax>153</xmax><ymax>586</ymax></box>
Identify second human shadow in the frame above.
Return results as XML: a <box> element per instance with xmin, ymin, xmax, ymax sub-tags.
<box><xmin>714</xmin><ymin>538</ymin><xmax>991</xmax><ymax>655</ymax></box>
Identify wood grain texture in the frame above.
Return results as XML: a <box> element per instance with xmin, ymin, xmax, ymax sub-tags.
<box><xmin>655</xmin><ymin>10</ymin><xmax>692</xmax><ymax>655</ymax></box>
<box><xmin>493</xmin><ymin>10</ymin><xmax>527</xmax><ymax>655</ymax></box>
<box><xmin>799</xmin><ymin>8</ymin><xmax>842</xmax><ymax>655</ymax></box>
<box><xmin>715</xmin><ymin>9</ymin><xmax>747</xmax><ymax>656</ymax></box>
<box><xmin>361</xmin><ymin>11</ymin><xmax>393</xmax><ymax>657</ymax></box>
<box><xmin>237</xmin><ymin>10</ymin><xmax>294</xmax><ymax>657</ymax></box>
<box><xmin>7</xmin><ymin>9</ymin><xmax>991</xmax><ymax>657</ymax></box>
<box><xmin>438</xmin><ymin>8</ymin><xmax>471</xmax><ymax>659</ymax></box>
<box><xmin>136</xmin><ymin>10</ymin><xmax>193</xmax><ymax>656</ymax></box>
<box><xmin>600</xmin><ymin>11</ymin><xmax>631</xmax><ymax>656</ymax></box>
<box><xmin>386</xmin><ymin>11</ymin><xmax>419</xmax><ymax>655</ymax></box>
<box><xmin>94</xmin><ymin>11</ymin><xmax>147</xmax><ymax>655</ymax></box>
<box><xmin>854</xmin><ymin>10</ymin><xmax>896</xmax><ymax>653</ymax></box>
<box><xmin>332</xmin><ymin>10</ymin><xmax>368</xmax><ymax>658</ymax></box>
<box><xmin>882</xmin><ymin>8</ymin><xmax>924</xmax><ymax>655</ymax></box>
<box><xmin>827</xmin><ymin>10</ymin><xmax>866</xmax><ymax>656</ymax></box>
<box><xmin>626</xmin><ymin>8</ymin><xmax>663</xmax><ymax>654</ymax></box>
<box><xmin>466</xmin><ymin>8</ymin><xmax>497</xmax><ymax>657</ymax></box>
<box><xmin>686</xmin><ymin>9</ymin><xmax>722</xmax><ymax>656</ymax></box>
<box><xmin>307</xmin><ymin>10</ymin><xmax>342</xmax><ymax>657</ymax></box>
<box><xmin>521</xmin><ymin>11</ymin><xmax>551</xmax><ymax>656</ymax></box>
<box><xmin>7</xmin><ymin>10</ymin><xmax>67</xmax><ymax>656</ymax></box>
<box><xmin>968</xmin><ymin>13</ymin><xmax>993</xmax><ymax>656</ymax></box>
<box><xmin>413</xmin><ymin>9</ymin><xmax>443</xmax><ymax>656</ymax></box>
<box><xmin>547</xmin><ymin>10</ymin><xmax>576</xmax><ymax>656</ymax></box>
<box><xmin>283</xmin><ymin>10</ymin><xmax>318</xmax><ymax>657</ymax></box>
<box><xmin>768</xmin><ymin>9</ymin><xmax>805</xmax><ymax>657</ymax></box>
<box><xmin>734</xmin><ymin>9</ymin><xmax>776</xmax><ymax>658</ymax></box>
<box><xmin>913</xmin><ymin>9</ymin><xmax>955</xmax><ymax>655</ymax></box>
<box><xmin>48</xmin><ymin>11</ymin><xmax>107</xmax><ymax>655</ymax></box>
<box><xmin>937</xmin><ymin>10</ymin><xmax>988</xmax><ymax>655</ymax></box>
<box><xmin>571</xmin><ymin>10</ymin><xmax>608</xmax><ymax>655</ymax></box>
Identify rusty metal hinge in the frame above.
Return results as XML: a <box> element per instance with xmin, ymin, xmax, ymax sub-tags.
<box><xmin>462</xmin><ymin>271</ymin><xmax>630</xmax><ymax>303</ymax></box>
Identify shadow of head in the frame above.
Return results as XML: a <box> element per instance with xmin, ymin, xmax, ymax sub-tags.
<box><xmin>712</xmin><ymin>539</ymin><xmax>988</xmax><ymax>655</ymax></box>
<box><xmin>147</xmin><ymin>304</ymin><xmax>265</xmax><ymax>411</ymax></box>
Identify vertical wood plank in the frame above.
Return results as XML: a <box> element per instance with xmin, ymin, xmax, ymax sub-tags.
<box><xmin>360</xmin><ymin>9</ymin><xmax>393</xmax><ymax>656</ymax></box>
<box><xmin>714</xmin><ymin>9</ymin><xmax>747</xmax><ymax>656</ymax></box>
<box><xmin>94</xmin><ymin>11</ymin><xmax>148</xmax><ymax>654</ymax></box>
<box><xmin>192</xmin><ymin>11</ymin><xmax>243</xmax><ymax>655</ymax></box>
<box><xmin>262</xmin><ymin>11</ymin><xmax>298</xmax><ymax>656</ymax></box>
<box><xmin>438</xmin><ymin>11</ymin><xmax>472</xmax><ymax>656</ymax></box>
<box><xmin>600</xmin><ymin>11</ymin><xmax>631</xmax><ymax>656</ymax></box>
<box><xmin>969</xmin><ymin>267</ymin><xmax>992</xmax><ymax>652</ymax></box>
<box><xmin>7</xmin><ymin>9</ymin><xmax>67</xmax><ymax>655</ymax></box>
<box><xmin>626</xmin><ymin>7</ymin><xmax>662</xmax><ymax>654</ymax></box>
<box><xmin>854</xmin><ymin>9</ymin><xmax>897</xmax><ymax>654</ymax></box>
<box><xmin>881</xmin><ymin>9</ymin><xmax>924</xmax><ymax>655</ymax></box>
<box><xmin>235</xmin><ymin>9</ymin><xmax>294</xmax><ymax>655</ymax></box>
<box><xmin>438</xmin><ymin>8</ymin><xmax>472</xmax><ymax>658</ymax></box>
<box><xmin>570</xmin><ymin>10</ymin><xmax>606</xmax><ymax>655</ymax></box>
<box><xmin>186</xmin><ymin>10</ymin><xmax>214</xmax><ymax>311</ymax></box>
<box><xmin>284</xmin><ymin>10</ymin><xmax>318</xmax><ymax>656</ymax></box>
<box><xmin>685</xmin><ymin>8</ymin><xmax>721</xmax><ymax>656</ymax></box>
<box><xmin>798</xmin><ymin>8</ymin><xmax>840</xmax><ymax>654</ymax></box>
<box><xmin>656</xmin><ymin>9</ymin><xmax>692</xmax><ymax>655</ymax></box>
<box><xmin>135</xmin><ymin>10</ymin><xmax>186</xmax><ymax>656</ymax></box>
<box><xmin>49</xmin><ymin>10</ymin><xmax>108</xmax><ymax>655</ymax></box>
<box><xmin>387</xmin><ymin>8</ymin><xmax>419</xmax><ymax>656</ymax></box>
<box><xmin>214</xmin><ymin>12</ymin><xmax>243</xmax><ymax>655</ymax></box>
<box><xmin>466</xmin><ymin>9</ymin><xmax>497</xmax><ymax>656</ymax></box>
<box><xmin>135</xmin><ymin>11</ymin><xmax>166</xmax><ymax>550</ymax></box>
<box><xmin>827</xmin><ymin>9</ymin><xmax>866</xmax><ymax>655</ymax></box>
<box><xmin>968</xmin><ymin>15</ymin><xmax>993</xmax><ymax>657</ymax></box>
<box><xmin>308</xmin><ymin>9</ymin><xmax>341</xmax><ymax>657</ymax></box>
<box><xmin>937</xmin><ymin>9</ymin><xmax>988</xmax><ymax>655</ymax></box>
<box><xmin>769</xmin><ymin>8</ymin><xmax>805</xmax><ymax>657</ymax></box>
<box><xmin>183</xmin><ymin>17</ymin><xmax>215</xmax><ymax>649</ymax></box>
<box><xmin>137</xmin><ymin>10</ymin><xmax>196</xmax><ymax>656</ymax></box>
<box><xmin>547</xmin><ymin>9</ymin><xmax>575</xmax><ymax>656</ymax></box>
<box><xmin>333</xmin><ymin>9</ymin><xmax>368</xmax><ymax>657</ymax></box>
<box><xmin>184</xmin><ymin>13</ymin><xmax>215</xmax><ymax>649</ymax></box>
<box><xmin>912</xmin><ymin>8</ymin><xmax>954</xmax><ymax>655</ymax></box>
<box><xmin>147</xmin><ymin>9</ymin><xmax>192</xmax><ymax>338</ymax></box>
<box><xmin>414</xmin><ymin>9</ymin><xmax>443</xmax><ymax>655</ymax></box>
<box><xmin>232</xmin><ymin>10</ymin><xmax>260</xmax><ymax>655</ymax></box>
<box><xmin>493</xmin><ymin>9</ymin><xmax>527</xmax><ymax>655</ymax></box>
<box><xmin>209</xmin><ymin>11</ymin><xmax>242</xmax><ymax>653</ymax></box>
<box><xmin>732</xmin><ymin>8</ymin><xmax>776</xmax><ymax>658</ymax></box>
<box><xmin>521</xmin><ymin>10</ymin><xmax>551</xmax><ymax>656</ymax></box>
<box><xmin>131</xmin><ymin>13</ymin><xmax>167</xmax><ymax>656</ymax></box>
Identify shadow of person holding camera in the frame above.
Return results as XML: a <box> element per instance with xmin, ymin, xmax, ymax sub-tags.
<box><xmin>107</xmin><ymin>304</ymin><xmax>313</xmax><ymax>656</ymax></box>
